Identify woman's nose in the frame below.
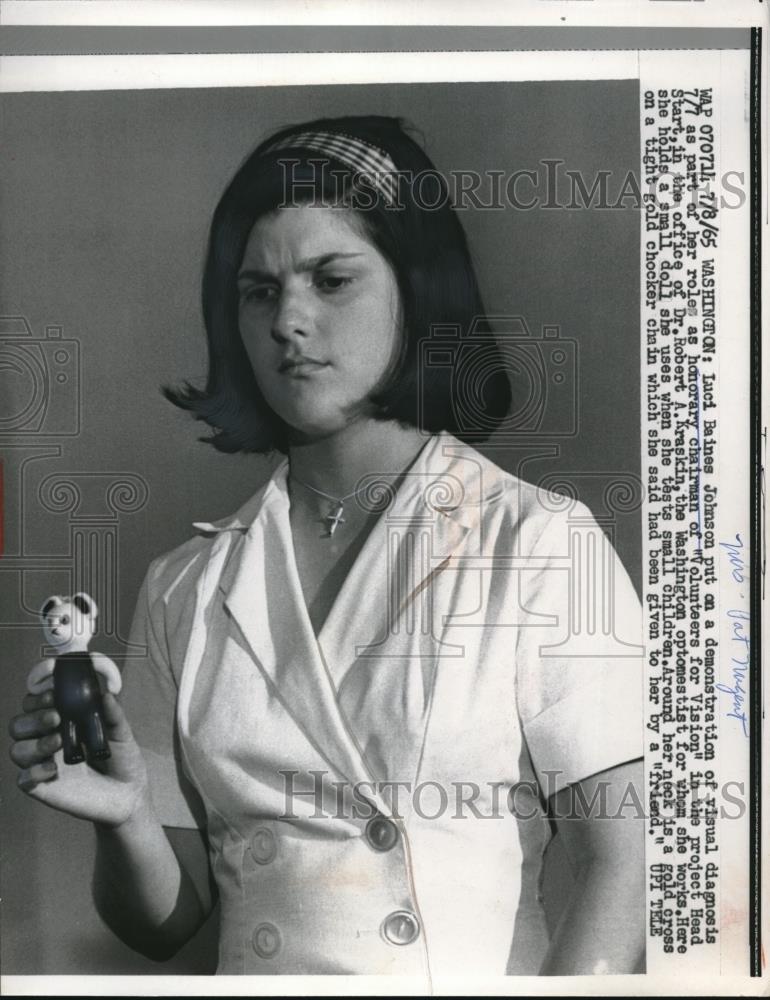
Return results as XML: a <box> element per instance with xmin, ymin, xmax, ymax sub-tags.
<box><xmin>270</xmin><ymin>284</ymin><xmax>313</xmax><ymax>343</ymax></box>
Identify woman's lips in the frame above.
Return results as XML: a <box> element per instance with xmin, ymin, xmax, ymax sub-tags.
<box><xmin>279</xmin><ymin>359</ymin><xmax>330</xmax><ymax>376</ymax></box>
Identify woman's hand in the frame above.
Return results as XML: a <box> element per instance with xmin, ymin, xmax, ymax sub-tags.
<box><xmin>12</xmin><ymin>654</ymin><xmax>213</xmax><ymax>961</ymax></box>
<box><xmin>9</xmin><ymin>670</ymin><xmax>151</xmax><ymax>829</ymax></box>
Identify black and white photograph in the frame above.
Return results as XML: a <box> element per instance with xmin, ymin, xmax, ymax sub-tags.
<box><xmin>0</xmin><ymin>2</ymin><xmax>765</xmax><ymax>994</ymax></box>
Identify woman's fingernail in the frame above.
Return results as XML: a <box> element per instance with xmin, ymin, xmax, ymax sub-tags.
<box><xmin>42</xmin><ymin>759</ymin><xmax>57</xmax><ymax>773</ymax></box>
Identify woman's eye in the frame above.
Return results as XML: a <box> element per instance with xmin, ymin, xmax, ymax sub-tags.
<box><xmin>240</xmin><ymin>285</ymin><xmax>277</xmax><ymax>304</ymax></box>
<box><xmin>60</xmin><ymin>616</ymin><xmax>70</xmax><ymax>625</ymax></box>
<box><xmin>316</xmin><ymin>275</ymin><xmax>351</xmax><ymax>292</ymax></box>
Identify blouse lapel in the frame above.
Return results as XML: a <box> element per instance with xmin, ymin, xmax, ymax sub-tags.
<box><xmin>211</xmin><ymin>431</ymin><xmax>491</xmax><ymax>820</ymax></box>
<box><xmin>316</xmin><ymin>433</ymin><xmax>476</xmax><ymax>688</ymax></box>
<box><xmin>219</xmin><ymin>466</ymin><xmax>399</xmax><ymax>819</ymax></box>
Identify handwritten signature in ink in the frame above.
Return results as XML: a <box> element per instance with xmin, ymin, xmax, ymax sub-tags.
<box><xmin>717</xmin><ymin>533</ymin><xmax>749</xmax><ymax>738</ymax></box>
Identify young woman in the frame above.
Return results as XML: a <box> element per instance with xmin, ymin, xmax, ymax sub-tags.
<box><xmin>10</xmin><ymin>115</ymin><xmax>645</xmax><ymax>978</ymax></box>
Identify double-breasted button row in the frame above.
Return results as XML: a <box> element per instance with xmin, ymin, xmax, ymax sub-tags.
<box><xmin>252</xmin><ymin>817</ymin><xmax>397</xmax><ymax>861</ymax></box>
<box><xmin>365</xmin><ymin>815</ymin><xmax>399</xmax><ymax>852</ymax></box>
<box><xmin>381</xmin><ymin>910</ymin><xmax>420</xmax><ymax>946</ymax></box>
<box><xmin>251</xmin><ymin>911</ymin><xmax>419</xmax><ymax>958</ymax></box>
<box><xmin>250</xmin><ymin>826</ymin><xmax>277</xmax><ymax>865</ymax></box>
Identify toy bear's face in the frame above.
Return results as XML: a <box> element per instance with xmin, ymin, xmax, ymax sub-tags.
<box><xmin>40</xmin><ymin>594</ymin><xmax>97</xmax><ymax>652</ymax></box>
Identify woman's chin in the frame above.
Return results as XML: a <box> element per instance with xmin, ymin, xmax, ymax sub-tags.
<box><xmin>278</xmin><ymin>408</ymin><xmax>351</xmax><ymax>443</ymax></box>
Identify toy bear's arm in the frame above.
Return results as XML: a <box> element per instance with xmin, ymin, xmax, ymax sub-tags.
<box><xmin>26</xmin><ymin>653</ymin><xmax>122</xmax><ymax>696</ymax></box>
<box><xmin>89</xmin><ymin>652</ymin><xmax>122</xmax><ymax>695</ymax></box>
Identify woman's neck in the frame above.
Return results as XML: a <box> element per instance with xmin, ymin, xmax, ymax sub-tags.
<box><xmin>287</xmin><ymin>419</ymin><xmax>431</xmax><ymax>500</ymax></box>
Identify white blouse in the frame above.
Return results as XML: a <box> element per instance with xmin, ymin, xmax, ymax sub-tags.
<box><xmin>120</xmin><ymin>429</ymin><xmax>644</xmax><ymax>979</ymax></box>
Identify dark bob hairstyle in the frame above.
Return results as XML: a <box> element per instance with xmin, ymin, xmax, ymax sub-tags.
<box><xmin>164</xmin><ymin>114</ymin><xmax>511</xmax><ymax>453</ymax></box>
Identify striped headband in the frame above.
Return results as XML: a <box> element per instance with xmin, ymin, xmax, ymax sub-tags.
<box><xmin>262</xmin><ymin>130</ymin><xmax>400</xmax><ymax>207</ymax></box>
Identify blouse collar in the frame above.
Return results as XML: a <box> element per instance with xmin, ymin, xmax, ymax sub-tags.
<box><xmin>191</xmin><ymin>429</ymin><xmax>506</xmax><ymax>536</ymax></box>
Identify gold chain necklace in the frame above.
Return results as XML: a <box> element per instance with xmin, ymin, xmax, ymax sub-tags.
<box><xmin>290</xmin><ymin>474</ymin><xmax>370</xmax><ymax>537</ymax></box>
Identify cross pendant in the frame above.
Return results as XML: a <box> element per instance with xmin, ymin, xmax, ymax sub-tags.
<box><xmin>325</xmin><ymin>503</ymin><xmax>346</xmax><ymax>537</ymax></box>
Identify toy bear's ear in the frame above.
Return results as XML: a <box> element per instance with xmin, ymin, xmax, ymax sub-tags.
<box><xmin>40</xmin><ymin>596</ymin><xmax>62</xmax><ymax>618</ymax></box>
<box><xmin>73</xmin><ymin>592</ymin><xmax>98</xmax><ymax>619</ymax></box>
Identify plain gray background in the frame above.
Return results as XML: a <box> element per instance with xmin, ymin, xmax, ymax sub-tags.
<box><xmin>1</xmin><ymin>79</ymin><xmax>640</xmax><ymax>974</ymax></box>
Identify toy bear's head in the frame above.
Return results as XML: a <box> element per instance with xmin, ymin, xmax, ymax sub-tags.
<box><xmin>40</xmin><ymin>593</ymin><xmax>98</xmax><ymax>653</ymax></box>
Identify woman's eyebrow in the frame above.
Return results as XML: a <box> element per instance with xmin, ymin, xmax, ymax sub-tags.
<box><xmin>237</xmin><ymin>252</ymin><xmax>365</xmax><ymax>281</ymax></box>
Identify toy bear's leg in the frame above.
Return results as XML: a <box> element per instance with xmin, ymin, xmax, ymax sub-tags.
<box><xmin>83</xmin><ymin>710</ymin><xmax>111</xmax><ymax>761</ymax></box>
<box><xmin>61</xmin><ymin>718</ymin><xmax>85</xmax><ymax>765</ymax></box>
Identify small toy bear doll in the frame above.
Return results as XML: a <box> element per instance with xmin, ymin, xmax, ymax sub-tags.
<box><xmin>27</xmin><ymin>593</ymin><xmax>122</xmax><ymax>765</ymax></box>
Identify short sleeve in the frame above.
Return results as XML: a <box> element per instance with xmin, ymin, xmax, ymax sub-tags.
<box><xmin>120</xmin><ymin>561</ymin><xmax>207</xmax><ymax>829</ymax></box>
<box><xmin>515</xmin><ymin>502</ymin><xmax>645</xmax><ymax>798</ymax></box>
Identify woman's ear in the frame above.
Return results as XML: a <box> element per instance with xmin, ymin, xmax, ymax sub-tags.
<box><xmin>73</xmin><ymin>592</ymin><xmax>98</xmax><ymax>619</ymax></box>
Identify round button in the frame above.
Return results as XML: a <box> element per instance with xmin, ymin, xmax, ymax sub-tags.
<box><xmin>252</xmin><ymin>922</ymin><xmax>281</xmax><ymax>959</ymax></box>
<box><xmin>381</xmin><ymin>910</ymin><xmax>420</xmax><ymax>946</ymax></box>
<box><xmin>250</xmin><ymin>826</ymin><xmax>277</xmax><ymax>865</ymax></box>
<box><xmin>366</xmin><ymin>815</ymin><xmax>399</xmax><ymax>852</ymax></box>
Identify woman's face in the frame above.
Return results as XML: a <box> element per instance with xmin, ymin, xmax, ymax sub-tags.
<box><xmin>237</xmin><ymin>204</ymin><xmax>402</xmax><ymax>441</ymax></box>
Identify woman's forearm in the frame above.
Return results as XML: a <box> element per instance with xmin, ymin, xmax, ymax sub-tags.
<box><xmin>539</xmin><ymin>858</ymin><xmax>645</xmax><ymax>976</ymax></box>
<box><xmin>92</xmin><ymin>795</ymin><xmax>207</xmax><ymax>961</ymax></box>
